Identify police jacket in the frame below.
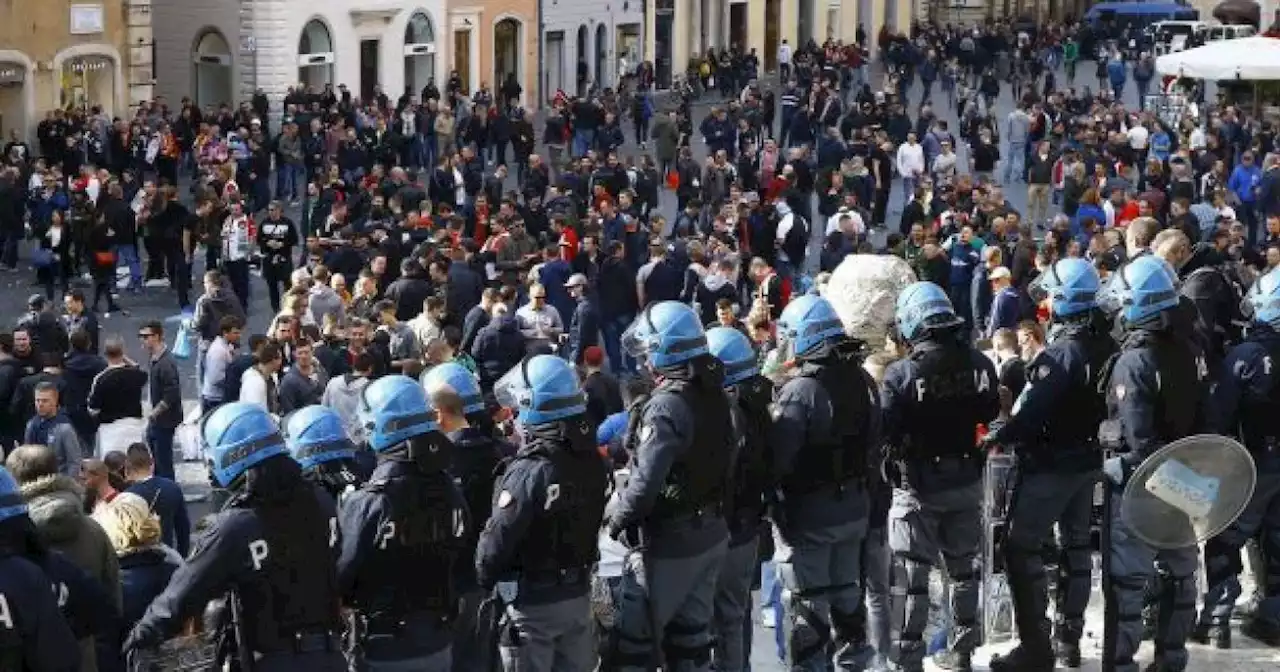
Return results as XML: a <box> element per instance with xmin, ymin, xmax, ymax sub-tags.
<box><xmin>475</xmin><ymin>418</ymin><xmax>608</xmax><ymax>605</ymax></box>
<box><xmin>726</xmin><ymin>374</ymin><xmax>775</xmax><ymax>545</ymax></box>
<box><xmin>608</xmin><ymin>354</ymin><xmax>732</xmax><ymax>556</ymax></box>
<box><xmin>1208</xmin><ymin>326</ymin><xmax>1280</xmax><ymax>467</ymax></box>
<box><xmin>337</xmin><ymin>457</ymin><xmax>468</xmax><ymax>624</ymax></box>
<box><xmin>447</xmin><ymin>427</ymin><xmax>503</xmax><ymax>590</ymax></box>
<box><xmin>1104</xmin><ymin>309</ymin><xmax>1209</xmax><ymax>470</ymax></box>
<box><xmin>881</xmin><ymin>333</ymin><xmax>1000</xmax><ymax>481</ymax></box>
<box><xmin>1180</xmin><ymin>244</ymin><xmax>1247</xmax><ymax>368</ymax></box>
<box><xmin>130</xmin><ymin>474</ymin><xmax>342</xmax><ymax>656</ymax></box>
<box><xmin>0</xmin><ymin>552</ymin><xmax>81</xmax><ymax>672</ymax></box>
<box><xmin>769</xmin><ymin>340</ymin><xmax>878</xmax><ymax>538</ymax></box>
<box><xmin>990</xmin><ymin>316</ymin><xmax>1114</xmax><ymax>470</ymax></box>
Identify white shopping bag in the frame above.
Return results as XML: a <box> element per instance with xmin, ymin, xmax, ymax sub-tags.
<box><xmin>96</xmin><ymin>418</ymin><xmax>146</xmax><ymax>457</ymax></box>
<box><xmin>176</xmin><ymin>421</ymin><xmax>203</xmax><ymax>462</ymax></box>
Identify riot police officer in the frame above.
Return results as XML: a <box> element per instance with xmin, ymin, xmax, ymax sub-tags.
<box><xmin>0</xmin><ymin>465</ymin><xmax>82</xmax><ymax>671</ymax></box>
<box><xmin>1197</xmin><ymin>267</ymin><xmax>1280</xmax><ymax>646</ymax></box>
<box><xmin>1097</xmin><ymin>255</ymin><xmax>1209</xmax><ymax>672</ymax></box>
<box><xmin>424</xmin><ymin>363</ymin><xmax>507</xmax><ymax>668</ymax></box>
<box><xmin>424</xmin><ymin>361</ymin><xmax>508</xmax><ymax>441</ymax></box>
<box><xmin>987</xmin><ymin>258</ymin><xmax>1115</xmax><ymax>671</ymax></box>
<box><xmin>705</xmin><ymin>326</ymin><xmax>775</xmax><ymax>672</ymax></box>
<box><xmin>337</xmin><ymin>375</ymin><xmax>469</xmax><ymax>671</ymax></box>
<box><xmin>476</xmin><ymin>354</ymin><xmax>609</xmax><ymax>671</ymax></box>
<box><xmin>285</xmin><ymin>405</ymin><xmax>366</xmax><ymax>501</ymax></box>
<box><xmin>881</xmin><ymin>281</ymin><xmax>1000</xmax><ymax>672</ymax></box>
<box><xmin>126</xmin><ymin>402</ymin><xmax>346</xmax><ymax>671</ymax></box>
<box><xmin>766</xmin><ymin>296</ymin><xmax>878</xmax><ymax>670</ymax></box>
<box><xmin>607</xmin><ymin>300</ymin><xmax>735</xmax><ymax>670</ymax></box>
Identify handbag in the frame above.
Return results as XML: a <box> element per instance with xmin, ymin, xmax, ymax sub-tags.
<box><xmin>31</xmin><ymin>248</ymin><xmax>54</xmax><ymax>269</ymax></box>
<box><xmin>94</xmin><ymin>250</ymin><xmax>117</xmax><ymax>267</ymax></box>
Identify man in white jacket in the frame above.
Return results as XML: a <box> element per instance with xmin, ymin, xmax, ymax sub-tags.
<box><xmin>896</xmin><ymin>132</ymin><xmax>925</xmax><ymax>207</ymax></box>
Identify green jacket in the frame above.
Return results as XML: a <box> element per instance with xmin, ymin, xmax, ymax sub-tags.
<box><xmin>1064</xmin><ymin>42</ymin><xmax>1079</xmax><ymax>63</ymax></box>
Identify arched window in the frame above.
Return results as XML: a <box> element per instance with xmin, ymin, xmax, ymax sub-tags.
<box><xmin>404</xmin><ymin>12</ymin><xmax>437</xmax><ymax>97</ymax></box>
<box><xmin>298</xmin><ymin>19</ymin><xmax>335</xmax><ymax>90</ymax></box>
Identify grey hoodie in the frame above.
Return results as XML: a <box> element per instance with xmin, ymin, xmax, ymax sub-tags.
<box><xmin>322</xmin><ymin>373</ymin><xmax>371</xmax><ymax>446</ymax></box>
<box><xmin>308</xmin><ymin>284</ymin><xmax>346</xmax><ymax>327</ymax></box>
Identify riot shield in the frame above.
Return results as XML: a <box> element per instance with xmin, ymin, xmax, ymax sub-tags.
<box><xmin>1120</xmin><ymin>434</ymin><xmax>1257</xmax><ymax>550</ymax></box>
<box><xmin>981</xmin><ymin>453</ymin><xmax>1018</xmax><ymax>644</ymax></box>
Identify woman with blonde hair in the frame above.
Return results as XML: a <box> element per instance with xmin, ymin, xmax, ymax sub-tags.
<box><xmin>94</xmin><ymin>492</ymin><xmax>181</xmax><ymax>669</ymax></box>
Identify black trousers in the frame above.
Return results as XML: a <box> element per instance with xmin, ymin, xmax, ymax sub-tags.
<box><xmin>223</xmin><ymin>259</ymin><xmax>251</xmax><ymax>311</ymax></box>
<box><xmin>263</xmin><ymin>261</ymin><xmax>292</xmax><ymax>313</ymax></box>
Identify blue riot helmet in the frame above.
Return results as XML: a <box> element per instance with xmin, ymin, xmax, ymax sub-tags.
<box><xmin>0</xmin><ymin>465</ymin><xmax>28</xmax><ymax>523</ymax></box>
<box><xmin>421</xmin><ymin>363</ymin><xmax>486</xmax><ymax>416</ymax></box>
<box><xmin>706</xmin><ymin>327</ymin><xmax>760</xmax><ymax>387</ymax></box>
<box><xmin>359</xmin><ymin>375</ymin><xmax>440</xmax><ymax>452</ymax></box>
<box><xmin>895</xmin><ymin>281</ymin><xmax>963</xmax><ymax>342</ymax></box>
<box><xmin>776</xmin><ymin>294</ymin><xmax>846</xmax><ymax>360</ymax></box>
<box><xmin>202</xmin><ymin>402</ymin><xmax>289</xmax><ymax>488</ymax></box>
<box><xmin>283</xmin><ymin>405</ymin><xmax>357</xmax><ymax>471</ymax></box>
<box><xmin>1096</xmin><ymin>255</ymin><xmax>1180</xmax><ymax>325</ymax></box>
<box><xmin>494</xmin><ymin>354</ymin><xmax>587</xmax><ymax>426</ymax></box>
<box><xmin>1244</xmin><ymin>267</ymin><xmax>1280</xmax><ymax>328</ymax></box>
<box><xmin>621</xmin><ymin>300</ymin><xmax>709</xmax><ymax>369</ymax></box>
<box><xmin>1028</xmin><ymin>257</ymin><xmax>1101</xmax><ymax>318</ymax></box>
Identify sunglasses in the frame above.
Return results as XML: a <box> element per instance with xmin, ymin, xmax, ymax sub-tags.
<box><xmin>138</xmin><ymin>332</ymin><xmax>155</xmax><ymax>339</ymax></box>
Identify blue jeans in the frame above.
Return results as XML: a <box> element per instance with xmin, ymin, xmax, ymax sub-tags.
<box><xmin>1004</xmin><ymin>143</ymin><xmax>1026</xmax><ymax>184</ymax></box>
<box><xmin>275</xmin><ymin>164</ymin><xmax>303</xmax><ymax>201</ymax></box>
<box><xmin>600</xmin><ymin>314</ymin><xmax>636</xmax><ymax>375</ymax></box>
<box><xmin>572</xmin><ymin>129</ymin><xmax>596</xmax><ymax>158</ymax></box>
<box><xmin>146</xmin><ymin>423</ymin><xmax>177</xmax><ymax>480</ymax></box>
<box><xmin>760</xmin><ymin>561</ymin><xmax>786</xmax><ymax>661</ymax></box>
<box><xmin>115</xmin><ymin>244</ymin><xmax>142</xmax><ymax>289</ymax></box>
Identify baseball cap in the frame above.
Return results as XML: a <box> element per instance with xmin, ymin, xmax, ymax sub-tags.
<box><xmin>565</xmin><ymin>273</ymin><xmax>589</xmax><ymax>289</ymax></box>
<box><xmin>989</xmin><ymin>267</ymin><xmax>1012</xmax><ymax>281</ymax></box>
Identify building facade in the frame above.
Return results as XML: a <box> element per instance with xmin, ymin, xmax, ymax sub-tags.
<box><xmin>154</xmin><ymin>0</ymin><xmax>546</xmax><ymax>116</ymax></box>
<box><xmin>643</xmin><ymin>0</ymin><xmax>914</xmax><ymax>89</ymax></box>
<box><xmin>445</xmin><ymin>0</ymin><xmax>539</xmax><ymax>106</ymax></box>
<box><xmin>0</xmin><ymin>0</ymin><xmax>152</xmax><ymax>142</ymax></box>
<box><xmin>540</xmin><ymin>0</ymin><xmax>645</xmax><ymax>104</ymax></box>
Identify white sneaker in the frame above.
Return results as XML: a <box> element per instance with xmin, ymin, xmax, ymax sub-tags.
<box><xmin>761</xmin><ymin>609</ymin><xmax>777</xmax><ymax>629</ymax></box>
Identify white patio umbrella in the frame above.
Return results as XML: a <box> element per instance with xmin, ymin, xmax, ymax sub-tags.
<box><xmin>1155</xmin><ymin>35</ymin><xmax>1280</xmax><ymax>81</ymax></box>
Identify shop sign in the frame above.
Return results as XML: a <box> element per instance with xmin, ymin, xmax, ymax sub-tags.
<box><xmin>67</xmin><ymin>55</ymin><xmax>113</xmax><ymax>72</ymax></box>
<box><xmin>0</xmin><ymin>65</ymin><xmax>24</xmax><ymax>85</ymax></box>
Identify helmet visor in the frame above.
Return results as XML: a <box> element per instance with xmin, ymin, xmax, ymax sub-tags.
<box><xmin>493</xmin><ymin>364</ymin><xmax>532</xmax><ymax>411</ymax></box>
<box><xmin>1027</xmin><ymin>271</ymin><xmax>1054</xmax><ymax>305</ymax></box>
<box><xmin>1096</xmin><ymin>269</ymin><xmax>1128</xmax><ymax>316</ymax></box>
<box><xmin>620</xmin><ymin>318</ymin><xmax>652</xmax><ymax>360</ymax></box>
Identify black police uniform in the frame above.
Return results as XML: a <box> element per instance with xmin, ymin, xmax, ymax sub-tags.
<box><xmin>475</xmin><ymin>417</ymin><xmax>608</xmax><ymax>670</ymax></box>
<box><xmin>128</xmin><ymin>485</ymin><xmax>345</xmax><ymax>671</ymax></box>
<box><xmin>768</xmin><ymin>341</ymin><xmax>878</xmax><ymax>668</ymax></box>
<box><xmin>0</xmin><ymin>552</ymin><xmax>82</xmax><ymax>671</ymax></box>
<box><xmin>447</xmin><ymin>426</ymin><xmax>504</xmax><ymax>668</ymax></box>
<box><xmin>1198</xmin><ymin>325</ymin><xmax>1280</xmax><ymax>640</ymax></box>
<box><xmin>714</xmin><ymin>372</ymin><xmax>773</xmax><ymax>672</ymax></box>
<box><xmin>607</xmin><ymin>355</ymin><xmax>734</xmax><ymax>670</ymax></box>
<box><xmin>988</xmin><ymin>315</ymin><xmax>1114</xmax><ymax>665</ymax></box>
<box><xmin>880</xmin><ymin>335</ymin><xmax>1000</xmax><ymax>669</ymax></box>
<box><xmin>1101</xmin><ymin>312</ymin><xmax>1208</xmax><ymax>672</ymax></box>
<box><xmin>337</xmin><ymin>458</ymin><xmax>469</xmax><ymax>667</ymax></box>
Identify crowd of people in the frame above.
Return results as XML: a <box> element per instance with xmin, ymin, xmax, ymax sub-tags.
<box><xmin>3</xmin><ymin>11</ymin><xmax>1280</xmax><ymax>672</ymax></box>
